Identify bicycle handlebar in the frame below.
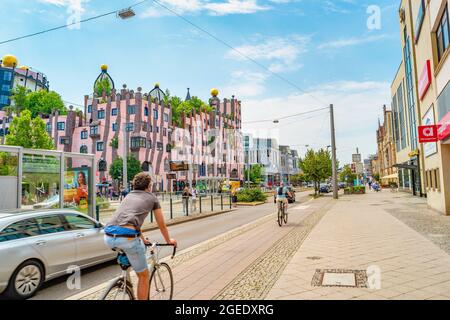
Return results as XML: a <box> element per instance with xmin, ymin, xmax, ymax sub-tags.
<box><xmin>145</xmin><ymin>242</ymin><xmax>177</xmax><ymax>259</ymax></box>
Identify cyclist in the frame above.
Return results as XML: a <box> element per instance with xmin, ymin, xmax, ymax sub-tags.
<box><xmin>104</xmin><ymin>172</ymin><xmax>177</xmax><ymax>300</ymax></box>
<box><xmin>276</xmin><ymin>182</ymin><xmax>292</xmax><ymax>213</ymax></box>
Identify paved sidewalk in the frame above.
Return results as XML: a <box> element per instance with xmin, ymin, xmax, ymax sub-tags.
<box><xmin>68</xmin><ymin>195</ymin><xmax>330</xmax><ymax>300</ymax></box>
<box><xmin>266</xmin><ymin>191</ymin><xmax>450</xmax><ymax>300</ymax></box>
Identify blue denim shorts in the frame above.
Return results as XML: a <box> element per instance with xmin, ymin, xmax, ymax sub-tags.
<box><xmin>104</xmin><ymin>235</ymin><xmax>148</xmax><ymax>273</ymax></box>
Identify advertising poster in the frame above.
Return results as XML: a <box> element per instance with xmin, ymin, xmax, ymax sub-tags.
<box><xmin>423</xmin><ymin>106</ymin><xmax>438</xmax><ymax>157</ymax></box>
<box><xmin>64</xmin><ymin>168</ymin><xmax>89</xmax><ymax>211</ymax></box>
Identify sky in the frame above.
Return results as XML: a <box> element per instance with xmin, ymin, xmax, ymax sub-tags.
<box><xmin>0</xmin><ymin>0</ymin><xmax>403</xmax><ymax>164</ymax></box>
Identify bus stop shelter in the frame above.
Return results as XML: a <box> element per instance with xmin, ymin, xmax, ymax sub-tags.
<box><xmin>0</xmin><ymin>145</ymin><xmax>96</xmax><ymax>218</ymax></box>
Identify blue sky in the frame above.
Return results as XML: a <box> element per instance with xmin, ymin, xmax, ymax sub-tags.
<box><xmin>0</xmin><ymin>0</ymin><xmax>402</xmax><ymax>164</ymax></box>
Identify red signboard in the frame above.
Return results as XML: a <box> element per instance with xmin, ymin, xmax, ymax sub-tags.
<box><xmin>418</xmin><ymin>60</ymin><xmax>432</xmax><ymax>100</ymax></box>
<box><xmin>438</xmin><ymin>112</ymin><xmax>450</xmax><ymax>141</ymax></box>
<box><xmin>419</xmin><ymin>125</ymin><xmax>439</xmax><ymax>143</ymax></box>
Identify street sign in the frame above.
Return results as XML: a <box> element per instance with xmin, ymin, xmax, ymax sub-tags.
<box><xmin>169</xmin><ymin>161</ymin><xmax>189</xmax><ymax>172</ymax></box>
<box><xmin>352</xmin><ymin>154</ymin><xmax>361</xmax><ymax>163</ymax></box>
<box><xmin>418</xmin><ymin>125</ymin><xmax>438</xmax><ymax>143</ymax></box>
<box><xmin>166</xmin><ymin>173</ymin><xmax>177</xmax><ymax>179</ymax></box>
<box><xmin>356</xmin><ymin>163</ymin><xmax>364</xmax><ymax>175</ymax></box>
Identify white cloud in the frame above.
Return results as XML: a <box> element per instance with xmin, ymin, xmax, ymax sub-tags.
<box><xmin>37</xmin><ymin>0</ymin><xmax>89</xmax><ymax>13</ymax></box>
<box><xmin>223</xmin><ymin>71</ymin><xmax>269</xmax><ymax>98</ymax></box>
<box><xmin>317</xmin><ymin>34</ymin><xmax>390</xmax><ymax>50</ymax></box>
<box><xmin>141</xmin><ymin>0</ymin><xmax>270</xmax><ymax>17</ymax></box>
<box><xmin>241</xmin><ymin>80</ymin><xmax>390</xmax><ymax>164</ymax></box>
<box><xmin>226</xmin><ymin>35</ymin><xmax>310</xmax><ymax>73</ymax></box>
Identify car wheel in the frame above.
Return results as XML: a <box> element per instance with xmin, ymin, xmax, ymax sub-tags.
<box><xmin>4</xmin><ymin>260</ymin><xmax>44</xmax><ymax>300</ymax></box>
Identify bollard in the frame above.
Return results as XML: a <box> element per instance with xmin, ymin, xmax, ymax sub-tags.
<box><xmin>150</xmin><ymin>211</ymin><xmax>154</xmax><ymax>223</ymax></box>
<box><xmin>221</xmin><ymin>194</ymin><xmax>223</xmax><ymax>210</ymax></box>
<box><xmin>230</xmin><ymin>194</ymin><xmax>232</xmax><ymax>209</ymax></box>
<box><xmin>211</xmin><ymin>195</ymin><xmax>214</xmax><ymax>212</ymax></box>
<box><xmin>170</xmin><ymin>198</ymin><xmax>173</xmax><ymax>220</ymax></box>
<box><xmin>96</xmin><ymin>205</ymin><xmax>100</xmax><ymax>222</ymax></box>
<box><xmin>186</xmin><ymin>198</ymin><xmax>189</xmax><ymax>217</ymax></box>
<box><xmin>199</xmin><ymin>196</ymin><xmax>202</xmax><ymax>213</ymax></box>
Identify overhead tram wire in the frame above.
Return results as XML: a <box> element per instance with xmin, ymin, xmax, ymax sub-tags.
<box><xmin>242</xmin><ymin>106</ymin><xmax>329</xmax><ymax>124</ymax></box>
<box><xmin>0</xmin><ymin>0</ymin><xmax>150</xmax><ymax>46</ymax></box>
<box><xmin>150</xmin><ymin>0</ymin><xmax>329</xmax><ymax>107</ymax></box>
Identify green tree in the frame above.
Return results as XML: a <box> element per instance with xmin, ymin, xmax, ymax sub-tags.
<box><xmin>373</xmin><ymin>173</ymin><xmax>380</xmax><ymax>182</ymax></box>
<box><xmin>109</xmin><ymin>155</ymin><xmax>143</xmax><ymax>186</ymax></box>
<box><xmin>299</xmin><ymin>149</ymin><xmax>332</xmax><ymax>195</ymax></box>
<box><xmin>25</xmin><ymin>90</ymin><xmax>66</xmax><ymax>118</ymax></box>
<box><xmin>94</xmin><ymin>78</ymin><xmax>112</xmax><ymax>97</ymax></box>
<box><xmin>109</xmin><ymin>137</ymin><xmax>119</xmax><ymax>149</ymax></box>
<box><xmin>9</xmin><ymin>85</ymin><xmax>28</xmax><ymax>114</ymax></box>
<box><xmin>244</xmin><ymin>164</ymin><xmax>264</xmax><ymax>185</ymax></box>
<box><xmin>5</xmin><ymin>109</ymin><xmax>54</xmax><ymax>149</ymax></box>
<box><xmin>340</xmin><ymin>165</ymin><xmax>356</xmax><ymax>186</ymax></box>
<box><xmin>290</xmin><ymin>173</ymin><xmax>305</xmax><ymax>187</ymax></box>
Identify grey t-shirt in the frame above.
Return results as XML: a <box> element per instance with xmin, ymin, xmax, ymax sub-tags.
<box><xmin>106</xmin><ymin>190</ymin><xmax>161</xmax><ymax>231</ymax></box>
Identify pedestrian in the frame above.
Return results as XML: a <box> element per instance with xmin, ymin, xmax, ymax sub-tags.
<box><xmin>191</xmin><ymin>187</ymin><xmax>197</xmax><ymax>213</ymax></box>
<box><xmin>182</xmin><ymin>186</ymin><xmax>192</xmax><ymax>215</ymax></box>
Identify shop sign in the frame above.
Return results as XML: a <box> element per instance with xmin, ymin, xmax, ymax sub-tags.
<box><xmin>438</xmin><ymin>112</ymin><xmax>450</xmax><ymax>141</ymax></box>
<box><xmin>166</xmin><ymin>174</ymin><xmax>176</xmax><ymax>180</ymax></box>
<box><xmin>418</xmin><ymin>60</ymin><xmax>432</xmax><ymax>100</ymax></box>
<box><xmin>418</xmin><ymin>125</ymin><xmax>438</xmax><ymax>143</ymax></box>
<box><xmin>169</xmin><ymin>161</ymin><xmax>189</xmax><ymax>172</ymax></box>
<box><xmin>422</xmin><ymin>107</ymin><xmax>438</xmax><ymax>157</ymax></box>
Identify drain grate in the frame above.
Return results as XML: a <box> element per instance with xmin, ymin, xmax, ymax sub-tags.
<box><xmin>306</xmin><ymin>256</ymin><xmax>322</xmax><ymax>261</ymax></box>
<box><xmin>311</xmin><ymin>269</ymin><xmax>368</xmax><ymax>288</ymax></box>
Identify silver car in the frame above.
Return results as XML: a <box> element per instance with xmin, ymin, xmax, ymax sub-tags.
<box><xmin>0</xmin><ymin>209</ymin><xmax>115</xmax><ymax>299</ymax></box>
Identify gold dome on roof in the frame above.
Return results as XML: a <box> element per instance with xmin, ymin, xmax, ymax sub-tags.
<box><xmin>211</xmin><ymin>88</ymin><xmax>219</xmax><ymax>97</ymax></box>
<box><xmin>101</xmin><ymin>64</ymin><xmax>108</xmax><ymax>71</ymax></box>
<box><xmin>2</xmin><ymin>54</ymin><xmax>18</xmax><ymax>68</ymax></box>
<box><xmin>154</xmin><ymin>83</ymin><xmax>160</xmax><ymax>88</ymax></box>
<box><xmin>19</xmin><ymin>66</ymin><xmax>29</xmax><ymax>70</ymax></box>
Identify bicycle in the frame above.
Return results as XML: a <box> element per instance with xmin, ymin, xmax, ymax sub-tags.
<box><xmin>100</xmin><ymin>242</ymin><xmax>177</xmax><ymax>300</ymax></box>
<box><xmin>277</xmin><ymin>200</ymin><xmax>288</xmax><ymax>227</ymax></box>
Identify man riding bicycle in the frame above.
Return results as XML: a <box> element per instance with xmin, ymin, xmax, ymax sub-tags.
<box><xmin>276</xmin><ymin>182</ymin><xmax>292</xmax><ymax>212</ymax></box>
<box><xmin>104</xmin><ymin>173</ymin><xmax>177</xmax><ymax>300</ymax></box>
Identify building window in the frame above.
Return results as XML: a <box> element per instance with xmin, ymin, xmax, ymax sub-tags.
<box><xmin>1</xmin><ymin>84</ymin><xmax>10</xmax><ymax>92</ymax></box>
<box><xmin>157</xmin><ymin>142</ymin><xmax>163</xmax><ymax>151</ymax></box>
<box><xmin>111</xmin><ymin>108</ymin><xmax>118</xmax><ymax>116</ymax></box>
<box><xmin>112</xmin><ymin>123</ymin><xmax>118</xmax><ymax>132</ymax></box>
<box><xmin>125</xmin><ymin>123</ymin><xmax>134</xmax><ymax>132</ymax></box>
<box><xmin>163</xmin><ymin>128</ymin><xmax>167</xmax><ymax>136</ymax></box>
<box><xmin>127</xmin><ymin>105</ymin><xmax>136</xmax><ymax>115</ymax></box>
<box><xmin>437</xmin><ymin>5</ymin><xmax>450</xmax><ymax>62</ymax></box>
<box><xmin>144</xmin><ymin>107</ymin><xmax>149</xmax><ymax>117</ymax></box>
<box><xmin>131</xmin><ymin>137</ymin><xmax>146</xmax><ymax>149</ymax></box>
<box><xmin>166</xmin><ymin>144</ymin><xmax>172</xmax><ymax>153</ymax></box>
<box><xmin>87</xmin><ymin>105</ymin><xmax>92</xmax><ymax>113</ymax></box>
<box><xmin>60</xmin><ymin>137</ymin><xmax>69</xmax><ymax>145</ymax></box>
<box><xmin>90</xmin><ymin>125</ymin><xmax>99</xmax><ymax>135</ymax></box>
<box><xmin>156</xmin><ymin>126</ymin><xmax>160</xmax><ymax>133</ymax></box>
<box><xmin>404</xmin><ymin>34</ymin><xmax>418</xmax><ymax>150</ymax></box>
<box><xmin>147</xmin><ymin>140</ymin><xmax>152</xmax><ymax>149</ymax></box>
<box><xmin>149</xmin><ymin>125</ymin><xmax>153</xmax><ymax>133</ymax></box>
<box><xmin>57</xmin><ymin>122</ymin><xmax>65</xmax><ymax>131</ymax></box>
<box><xmin>97</xmin><ymin>110</ymin><xmax>105</xmax><ymax>119</ymax></box>
<box><xmin>142</xmin><ymin>122</ymin><xmax>148</xmax><ymax>132</ymax></box>
<box><xmin>81</xmin><ymin>130</ymin><xmax>88</xmax><ymax>139</ymax></box>
<box><xmin>3</xmin><ymin>71</ymin><xmax>12</xmax><ymax>81</ymax></box>
<box><xmin>164</xmin><ymin>113</ymin><xmax>169</xmax><ymax>122</ymax></box>
<box><xmin>0</xmin><ymin>95</ymin><xmax>9</xmax><ymax>105</ymax></box>
<box><xmin>80</xmin><ymin>145</ymin><xmax>88</xmax><ymax>154</ymax></box>
<box><xmin>153</xmin><ymin>109</ymin><xmax>158</xmax><ymax>119</ymax></box>
<box><xmin>96</xmin><ymin>142</ymin><xmax>104</xmax><ymax>151</ymax></box>
<box><xmin>46</xmin><ymin>123</ymin><xmax>52</xmax><ymax>133</ymax></box>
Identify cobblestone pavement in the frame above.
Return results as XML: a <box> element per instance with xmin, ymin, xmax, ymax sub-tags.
<box><xmin>382</xmin><ymin>193</ymin><xmax>450</xmax><ymax>255</ymax></box>
<box><xmin>214</xmin><ymin>200</ymin><xmax>334</xmax><ymax>300</ymax></box>
<box><xmin>266</xmin><ymin>191</ymin><xmax>450</xmax><ymax>300</ymax></box>
<box><xmin>68</xmin><ymin>194</ymin><xmax>328</xmax><ymax>300</ymax></box>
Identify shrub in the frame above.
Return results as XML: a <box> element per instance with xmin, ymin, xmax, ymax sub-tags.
<box><xmin>237</xmin><ymin>188</ymin><xmax>267</xmax><ymax>203</ymax></box>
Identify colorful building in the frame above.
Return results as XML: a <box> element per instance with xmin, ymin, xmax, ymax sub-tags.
<box><xmin>375</xmin><ymin>105</ymin><xmax>397</xmax><ymax>186</ymax></box>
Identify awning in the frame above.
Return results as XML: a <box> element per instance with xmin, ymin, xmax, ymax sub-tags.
<box><xmin>393</xmin><ymin>163</ymin><xmax>418</xmax><ymax>170</ymax></box>
<box><xmin>381</xmin><ymin>173</ymin><xmax>398</xmax><ymax>180</ymax></box>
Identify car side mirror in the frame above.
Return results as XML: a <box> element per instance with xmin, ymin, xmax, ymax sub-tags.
<box><xmin>96</xmin><ymin>222</ymin><xmax>104</xmax><ymax>229</ymax></box>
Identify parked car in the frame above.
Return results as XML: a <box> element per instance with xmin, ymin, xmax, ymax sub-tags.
<box><xmin>338</xmin><ymin>182</ymin><xmax>346</xmax><ymax>189</ymax></box>
<box><xmin>319</xmin><ymin>184</ymin><xmax>330</xmax><ymax>194</ymax></box>
<box><xmin>0</xmin><ymin>209</ymin><xmax>115</xmax><ymax>300</ymax></box>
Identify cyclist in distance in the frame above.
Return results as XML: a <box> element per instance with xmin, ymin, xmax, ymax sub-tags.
<box><xmin>104</xmin><ymin>172</ymin><xmax>177</xmax><ymax>300</ymax></box>
<box><xmin>276</xmin><ymin>182</ymin><xmax>292</xmax><ymax>213</ymax></box>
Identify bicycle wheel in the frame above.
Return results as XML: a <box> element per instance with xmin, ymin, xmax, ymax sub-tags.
<box><xmin>102</xmin><ymin>282</ymin><xmax>134</xmax><ymax>300</ymax></box>
<box><xmin>283</xmin><ymin>205</ymin><xmax>288</xmax><ymax>224</ymax></box>
<box><xmin>149</xmin><ymin>263</ymin><xmax>174</xmax><ymax>300</ymax></box>
<box><xmin>277</xmin><ymin>204</ymin><xmax>283</xmax><ymax>227</ymax></box>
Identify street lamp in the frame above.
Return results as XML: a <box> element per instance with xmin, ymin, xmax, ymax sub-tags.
<box><xmin>117</xmin><ymin>7</ymin><xmax>136</xmax><ymax>19</ymax></box>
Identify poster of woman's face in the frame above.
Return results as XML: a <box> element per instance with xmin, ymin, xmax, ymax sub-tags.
<box><xmin>77</xmin><ymin>171</ymin><xmax>87</xmax><ymax>188</ymax></box>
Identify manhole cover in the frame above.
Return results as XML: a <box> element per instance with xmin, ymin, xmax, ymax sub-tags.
<box><xmin>306</xmin><ymin>256</ymin><xmax>322</xmax><ymax>260</ymax></box>
<box><xmin>311</xmin><ymin>269</ymin><xmax>368</xmax><ymax>288</ymax></box>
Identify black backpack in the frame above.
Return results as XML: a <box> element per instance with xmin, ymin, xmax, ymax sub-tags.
<box><xmin>278</xmin><ymin>187</ymin><xmax>284</xmax><ymax>196</ymax></box>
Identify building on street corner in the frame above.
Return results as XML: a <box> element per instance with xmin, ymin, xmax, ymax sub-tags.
<box><xmin>375</xmin><ymin>105</ymin><xmax>397</xmax><ymax>187</ymax></box>
<box><xmin>390</xmin><ymin>0</ymin><xmax>450</xmax><ymax>214</ymax></box>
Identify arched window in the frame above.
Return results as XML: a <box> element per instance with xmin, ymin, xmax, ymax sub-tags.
<box><xmin>142</xmin><ymin>161</ymin><xmax>150</xmax><ymax>172</ymax></box>
<box><xmin>98</xmin><ymin>159</ymin><xmax>107</xmax><ymax>172</ymax></box>
<box><xmin>144</xmin><ymin>107</ymin><xmax>149</xmax><ymax>117</ymax></box>
<box><xmin>80</xmin><ymin>145</ymin><xmax>88</xmax><ymax>154</ymax></box>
